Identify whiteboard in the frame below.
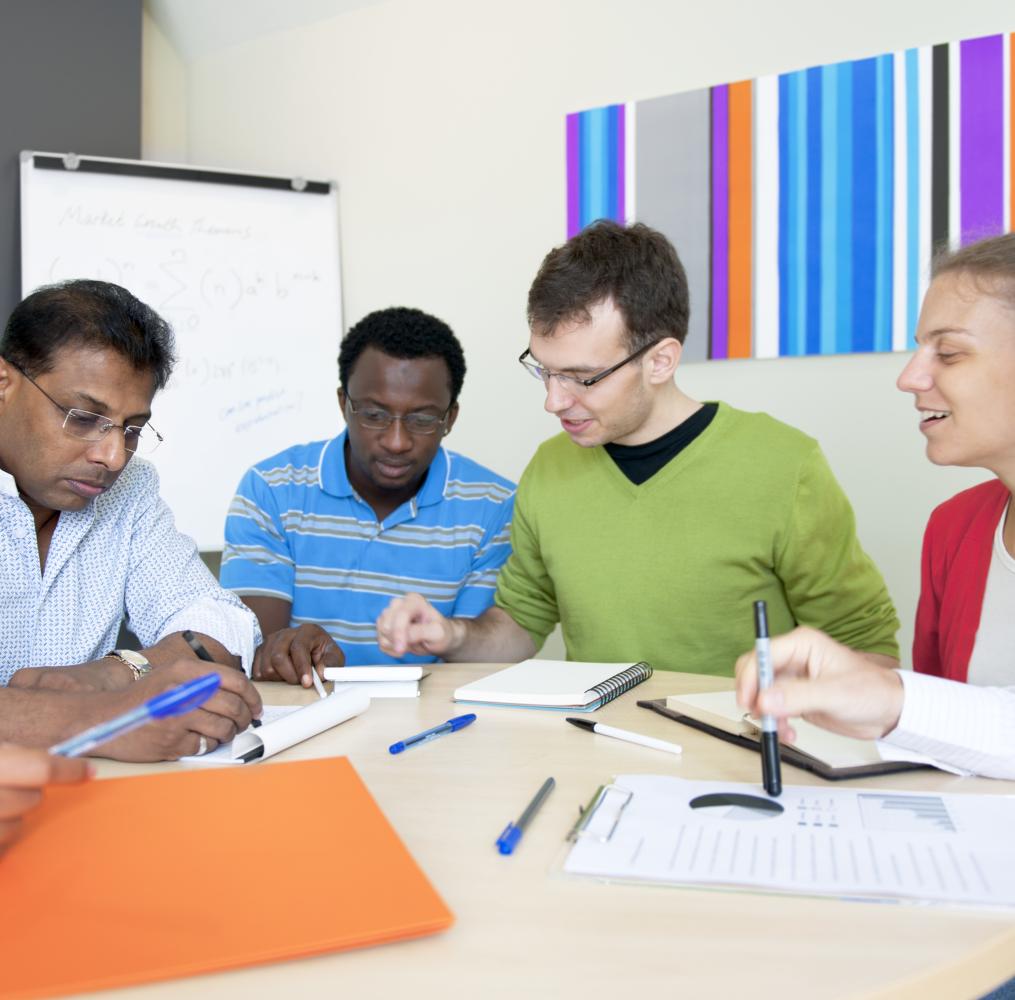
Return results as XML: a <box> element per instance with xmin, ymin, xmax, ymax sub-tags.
<box><xmin>20</xmin><ymin>152</ymin><xmax>342</xmax><ymax>550</ymax></box>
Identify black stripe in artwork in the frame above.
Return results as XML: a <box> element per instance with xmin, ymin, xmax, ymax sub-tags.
<box><xmin>931</xmin><ymin>44</ymin><xmax>950</xmax><ymax>253</ymax></box>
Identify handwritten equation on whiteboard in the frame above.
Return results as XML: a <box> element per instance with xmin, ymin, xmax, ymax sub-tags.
<box><xmin>20</xmin><ymin>158</ymin><xmax>343</xmax><ymax>549</ymax></box>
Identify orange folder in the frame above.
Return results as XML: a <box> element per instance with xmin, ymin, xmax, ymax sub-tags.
<box><xmin>0</xmin><ymin>757</ymin><xmax>453</xmax><ymax>998</ymax></box>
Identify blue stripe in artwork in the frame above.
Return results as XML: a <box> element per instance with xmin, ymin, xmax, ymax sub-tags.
<box><xmin>852</xmin><ymin>57</ymin><xmax>877</xmax><ymax>353</ymax></box>
<box><xmin>778</xmin><ymin>73</ymin><xmax>790</xmax><ymax>357</ymax></box>
<box><xmin>805</xmin><ymin>66</ymin><xmax>823</xmax><ymax>355</ymax></box>
<box><xmin>793</xmin><ymin>70</ymin><xmax>808</xmax><ymax>356</ymax></box>
<box><xmin>605</xmin><ymin>104</ymin><xmax>619</xmax><ymax>225</ymax></box>
<box><xmin>835</xmin><ymin>61</ymin><xmax>854</xmax><ymax>354</ymax></box>
<box><xmin>873</xmin><ymin>53</ymin><xmax>894</xmax><ymax>353</ymax></box>
<box><xmin>820</xmin><ymin>64</ymin><xmax>838</xmax><ymax>355</ymax></box>
<box><xmin>582</xmin><ymin>107</ymin><xmax>611</xmax><ymax>227</ymax></box>
<box><xmin>578</xmin><ymin>112</ymin><xmax>591</xmax><ymax>227</ymax></box>
<box><xmin>905</xmin><ymin>48</ymin><xmax>920</xmax><ymax>348</ymax></box>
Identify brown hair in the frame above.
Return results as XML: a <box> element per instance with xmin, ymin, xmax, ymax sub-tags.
<box><xmin>527</xmin><ymin>220</ymin><xmax>691</xmax><ymax>349</ymax></box>
<box><xmin>932</xmin><ymin>232</ymin><xmax>1015</xmax><ymax>308</ymax></box>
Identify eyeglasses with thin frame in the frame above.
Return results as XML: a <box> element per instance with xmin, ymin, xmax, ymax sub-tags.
<box><xmin>344</xmin><ymin>395</ymin><xmax>452</xmax><ymax>436</ymax></box>
<box><xmin>8</xmin><ymin>361</ymin><xmax>164</xmax><ymax>455</ymax></box>
<box><xmin>518</xmin><ymin>341</ymin><xmax>658</xmax><ymax>391</ymax></box>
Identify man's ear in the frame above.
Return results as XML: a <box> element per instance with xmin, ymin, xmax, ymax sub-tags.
<box><xmin>336</xmin><ymin>387</ymin><xmax>346</xmax><ymax>411</ymax></box>
<box><xmin>443</xmin><ymin>402</ymin><xmax>460</xmax><ymax>437</ymax></box>
<box><xmin>646</xmin><ymin>338</ymin><xmax>683</xmax><ymax>385</ymax></box>
<box><xmin>0</xmin><ymin>357</ymin><xmax>15</xmax><ymax>406</ymax></box>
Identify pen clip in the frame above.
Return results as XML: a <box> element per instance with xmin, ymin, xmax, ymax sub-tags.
<box><xmin>566</xmin><ymin>783</ymin><xmax>633</xmax><ymax>844</ymax></box>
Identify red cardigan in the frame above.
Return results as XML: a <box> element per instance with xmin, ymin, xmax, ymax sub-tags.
<box><xmin>913</xmin><ymin>478</ymin><xmax>1011</xmax><ymax>681</ymax></box>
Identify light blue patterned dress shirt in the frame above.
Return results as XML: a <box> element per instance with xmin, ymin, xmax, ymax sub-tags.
<box><xmin>0</xmin><ymin>458</ymin><xmax>259</xmax><ymax>685</ymax></box>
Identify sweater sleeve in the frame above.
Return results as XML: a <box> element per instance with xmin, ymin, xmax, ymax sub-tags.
<box><xmin>912</xmin><ymin>509</ymin><xmax>944</xmax><ymax>677</ymax></box>
<box><xmin>775</xmin><ymin>445</ymin><xmax>900</xmax><ymax>658</ymax></box>
<box><xmin>493</xmin><ymin>462</ymin><xmax>559</xmax><ymax>650</ymax></box>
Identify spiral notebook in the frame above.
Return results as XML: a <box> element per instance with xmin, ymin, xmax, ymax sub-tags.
<box><xmin>453</xmin><ymin>659</ymin><xmax>652</xmax><ymax>711</ymax></box>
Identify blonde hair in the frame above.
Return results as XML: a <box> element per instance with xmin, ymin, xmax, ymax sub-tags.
<box><xmin>932</xmin><ymin>232</ymin><xmax>1015</xmax><ymax>308</ymax></box>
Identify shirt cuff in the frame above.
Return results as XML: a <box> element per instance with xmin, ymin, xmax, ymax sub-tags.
<box><xmin>159</xmin><ymin>596</ymin><xmax>260</xmax><ymax>676</ymax></box>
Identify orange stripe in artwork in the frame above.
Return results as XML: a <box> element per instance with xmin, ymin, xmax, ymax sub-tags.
<box><xmin>728</xmin><ymin>80</ymin><xmax>753</xmax><ymax>358</ymax></box>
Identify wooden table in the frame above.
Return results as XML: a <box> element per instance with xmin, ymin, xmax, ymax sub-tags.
<box><xmin>94</xmin><ymin>666</ymin><xmax>1015</xmax><ymax>1000</ymax></box>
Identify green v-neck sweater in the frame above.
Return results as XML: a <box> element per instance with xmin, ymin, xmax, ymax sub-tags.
<box><xmin>494</xmin><ymin>403</ymin><xmax>899</xmax><ymax>676</ymax></box>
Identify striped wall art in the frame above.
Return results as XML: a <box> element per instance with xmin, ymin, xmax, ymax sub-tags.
<box><xmin>566</xmin><ymin>32</ymin><xmax>1015</xmax><ymax>361</ymax></box>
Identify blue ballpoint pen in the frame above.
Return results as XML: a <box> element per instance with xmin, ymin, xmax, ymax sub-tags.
<box><xmin>388</xmin><ymin>713</ymin><xmax>476</xmax><ymax>754</ymax></box>
<box><xmin>496</xmin><ymin>777</ymin><xmax>555</xmax><ymax>855</ymax></box>
<box><xmin>49</xmin><ymin>673</ymin><xmax>222</xmax><ymax>758</ymax></box>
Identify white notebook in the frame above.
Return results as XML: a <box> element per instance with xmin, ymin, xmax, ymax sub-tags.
<box><xmin>453</xmin><ymin>659</ymin><xmax>652</xmax><ymax>711</ymax></box>
<box><xmin>179</xmin><ymin>688</ymin><xmax>369</xmax><ymax>765</ymax></box>
<box><xmin>322</xmin><ymin>666</ymin><xmax>424</xmax><ymax>682</ymax></box>
<box><xmin>322</xmin><ymin>665</ymin><xmax>427</xmax><ymax>699</ymax></box>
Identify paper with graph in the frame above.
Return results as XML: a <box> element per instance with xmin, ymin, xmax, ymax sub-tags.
<box><xmin>563</xmin><ymin>774</ymin><xmax>1015</xmax><ymax>907</ymax></box>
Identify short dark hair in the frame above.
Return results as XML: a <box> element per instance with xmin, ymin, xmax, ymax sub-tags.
<box><xmin>932</xmin><ymin>232</ymin><xmax>1015</xmax><ymax>308</ymax></box>
<box><xmin>338</xmin><ymin>307</ymin><xmax>466</xmax><ymax>403</ymax></box>
<box><xmin>527</xmin><ymin>220</ymin><xmax>691</xmax><ymax>349</ymax></box>
<box><xmin>0</xmin><ymin>280</ymin><xmax>176</xmax><ymax>390</ymax></box>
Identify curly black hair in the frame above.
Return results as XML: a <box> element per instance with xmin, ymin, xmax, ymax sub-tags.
<box><xmin>1</xmin><ymin>279</ymin><xmax>176</xmax><ymax>390</ymax></box>
<box><xmin>338</xmin><ymin>307</ymin><xmax>466</xmax><ymax>402</ymax></box>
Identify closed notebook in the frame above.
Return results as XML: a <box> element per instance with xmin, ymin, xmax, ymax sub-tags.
<box><xmin>0</xmin><ymin>757</ymin><xmax>453</xmax><ymax>999</ymax></box>
<box><xmin>639</xmin><ymin>689</ymin><xmax>931</xmax><ymax>780</ymax></box>
<box><xmin>323</xmin><ymin>665</ymin><xmax>428</xmax><ymax>699</ymax></box>
<box><xmin>453</xmin><ymin>659</ymin><xmax>652</xmax><ymax>711</ymax></box>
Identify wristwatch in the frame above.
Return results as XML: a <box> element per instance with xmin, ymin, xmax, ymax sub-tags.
<box><xmin>106</xmin><ymin>648</ymin><xmax>152</xmax><ymax>682</ymax></box>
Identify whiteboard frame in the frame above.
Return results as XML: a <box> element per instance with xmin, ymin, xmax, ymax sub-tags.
<box><xmin>19</xmin><ymin>150</ymin><xmax>345</xmax><ymax>550</ymax></box>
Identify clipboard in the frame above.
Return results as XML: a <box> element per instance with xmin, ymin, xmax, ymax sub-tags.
<box><xmin>0</xmin><ymin>757</ymin><xmax>453</xmax><ymax>999</ymax></box>
<box><xmin>637</xmin><ymin>698</ymin><xmax>932</xmax><ymax>780</ymax></box>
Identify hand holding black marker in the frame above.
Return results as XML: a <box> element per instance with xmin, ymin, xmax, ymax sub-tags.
<box><xmin>753</xmin><ymin>600</ymin><xmax>782</xmax><ymax>797</ymax></box>
<box><xmin>182</xmin><ymin>629</ymin><xmax>261</xmax><ymax>728</ymax></box>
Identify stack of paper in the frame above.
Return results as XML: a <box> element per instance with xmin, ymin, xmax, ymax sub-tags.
<box><xmin>324</xmin><ymin>665</ymin><xmax>427</xmax><ymax>699</ymax></box>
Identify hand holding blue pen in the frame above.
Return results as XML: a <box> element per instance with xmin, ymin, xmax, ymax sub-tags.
<box><xmin>389</xmin><ymin>713</ymin><xmax>476</xmax><ymax>754</ymax></box>
<box><xmin>50</xmin><ymin>673</ymin><xmax>221</xmax><ymax>758</ymax></box>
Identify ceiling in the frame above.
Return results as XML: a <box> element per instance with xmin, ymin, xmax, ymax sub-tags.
<box><xmin>145</xmin><ymin>0</ymin><xmax>390</xmax><ymax>61</ymax></box>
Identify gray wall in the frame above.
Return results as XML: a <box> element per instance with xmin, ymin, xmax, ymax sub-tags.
<box><xmin>0</xmin><ymin>0</ymin><xmax>142</xmax><ymax>318</ymax></box>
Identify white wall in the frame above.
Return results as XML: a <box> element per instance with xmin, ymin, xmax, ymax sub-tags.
<box><xmin>143</xmin><ymin>0</ymin><xmax>1011</xmax><ymax>663</ymax></box>
<box><xmin>141</xmin><ymin>9</ymin><xmax>188</xmax><ymax>163</ymax></box>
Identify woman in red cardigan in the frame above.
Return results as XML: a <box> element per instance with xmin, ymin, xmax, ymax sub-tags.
<box><xmin>736</xmin><ymin>233</ymin><xmax>1015</xmax><ymax>783</ymax></box>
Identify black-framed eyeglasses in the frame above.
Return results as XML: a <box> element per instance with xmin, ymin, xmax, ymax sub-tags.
<box><xmin>344</xmin><ymin>395</ymin><xmax>452</xmax><ymax>436</ymax></box>
<box><xmin>518</xmin><ymin>341</ymin><xmax>658</xmax><ymax>390</ymax></box>
<box><xmin>9</xmin><ymin>361</ymin><xmax>163</xmax><ymax>455</ymax></box>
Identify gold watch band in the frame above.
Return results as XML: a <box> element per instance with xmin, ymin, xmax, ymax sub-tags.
<box><xmin>106</xmin><ymin>649</ymin><xmax>152</xmax><ymax>682</ymax></box>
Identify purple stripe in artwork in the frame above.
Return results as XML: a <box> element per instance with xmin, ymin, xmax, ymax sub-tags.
<box><xmin>567</xmin><ymin>113</ymin><xmax>581</xmax><ymax>238</ymax></box>
<box><xmin>615</xmin><ymin>103</ymin><xmax>626</xmax><ymax>223</ymax></box>
<box><xmin>960</xmin><ymin>35</ymin><xmax>1004</xmax><ymax>243</ymax></box>
<box><xmin>710</xmin><ymin>85</ymin><xmax>730</xmax><ymax>359</ymax></box>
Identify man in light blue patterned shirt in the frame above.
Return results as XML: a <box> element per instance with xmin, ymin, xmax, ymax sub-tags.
<box><xmin>221</xmin><ymin>307</ymin><xmax>515</xmax><ymax>684</ymax></box>
<box><xmin>0</xmin><ymin>280</ymin><xmax>262</xmax><ymax>760</ymax></box>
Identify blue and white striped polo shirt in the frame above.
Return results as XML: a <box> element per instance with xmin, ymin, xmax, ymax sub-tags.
<box><xmin>220</xmin><ymin>432</ymin><xmax>515</xmax><ymax>664</ymax></box>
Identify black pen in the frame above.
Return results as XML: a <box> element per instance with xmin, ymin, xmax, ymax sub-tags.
<box><xmin>182</xmin><ymin>629</ymin><xmax>261</xmax><ymax>728</ymax></box>
<box><xmin>753</xmin><ymin>601</ymin><xmax>782</xmax><ymax>797</ymax></box>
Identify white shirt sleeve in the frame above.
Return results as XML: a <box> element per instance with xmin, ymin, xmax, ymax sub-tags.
<box><xmin>879</xmin><ymin>670</ymin><xmax>1015</xmax><ymax>780</ymax></box>
<box><xmin>159</xmin><ymin>596</ymin><xmax>258</xmax><ymax>676</ymax></box>
<box><xmin>121</xmin><ymin>466</ymin><xmax>261</xmax><ymax>674</ymax></box>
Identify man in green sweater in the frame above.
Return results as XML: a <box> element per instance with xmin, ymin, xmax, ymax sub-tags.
<box><xmin>376</xmin><ymin>221</ymin><xmax>899</xmax><ymax>675</ymax></box>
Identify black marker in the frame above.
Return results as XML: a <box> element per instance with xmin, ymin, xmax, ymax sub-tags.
<box><xmin>753</xmin><ymin>600</ymin><xmax>782</xmax><ymax>798</ymax></box>
<box><xmin>181</xmin><ymin>630</ymin><xmax>213</xmax><ymax>662</ymax></box>
<box><xmin>182</xmin><ymin>629</ymin><xmax>261</xmax><ymax>728</ymax></box>
<box><xmin>238</xmin><ymin>745</ymin><xmax>264</xmax><ymax>763</ymax></box>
